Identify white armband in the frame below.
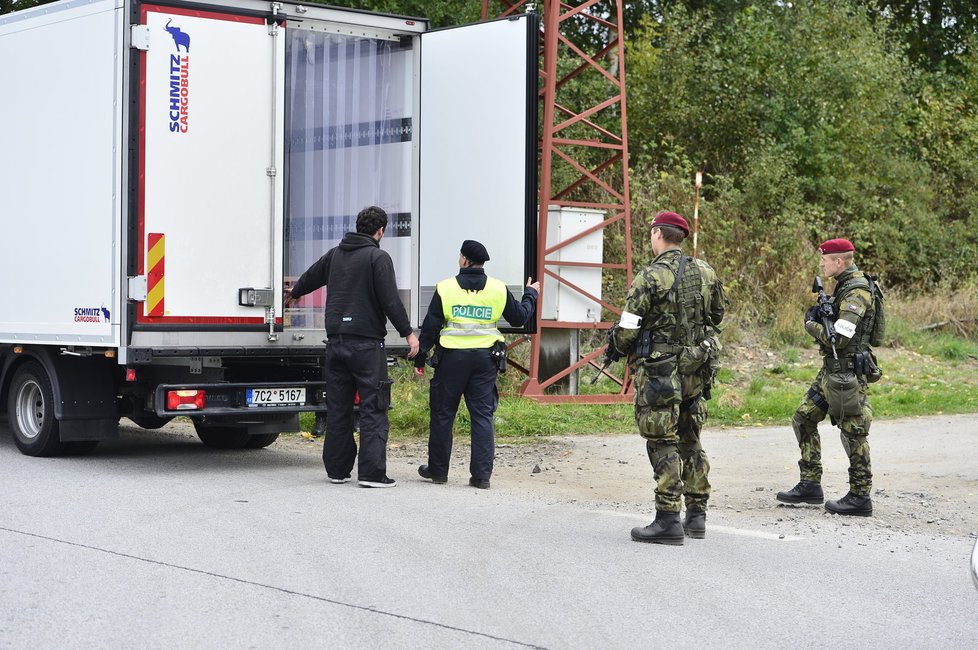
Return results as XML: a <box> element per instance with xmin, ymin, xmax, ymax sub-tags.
<box><xmin>620</xmin><ymin>311</ymin><xmax>642</xmax><ymax>329</ymax></box>
<box><xmin>834</xmin><ymin>319</ymin><xmax>856</xmax><ymax>338</ymax></box>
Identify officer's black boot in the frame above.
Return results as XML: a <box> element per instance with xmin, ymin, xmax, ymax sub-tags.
<box><xmin>776</xmin><ymin>480</ymin><xmax>824</xmax><ymax>504</ymax></box>
<box><xmin>825</xmin><ymin>492</ymin><xmax>873</xmax><ymax>516</ymax></box>
<box><xmin>311</xmin><ymin>414</ymin><xmax>326</xmax><ymax>438</ymax></box>
<box><xmin>631</xmin><ymin>511</ymin><xmax>684</xmax><ymax>545</ymax></box>
<box><xmin>683</xmin><ymin>510</ymin><xmax>706</xmax><ymax>539</ymax></box>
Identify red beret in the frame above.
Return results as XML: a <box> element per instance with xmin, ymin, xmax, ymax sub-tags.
<box><xmin>818</xmin><ymin>238</ymin><xmax>855</xmax><ymax>254</ymax></box>
<box><xmin>651</xmin><ymin>211</ymin><xmax>689</xmax><ymax>236</ymax></box>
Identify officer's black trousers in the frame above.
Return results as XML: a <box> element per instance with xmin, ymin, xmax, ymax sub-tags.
<box><xmin>427</xmin><ymin>348</ymin><xmax>499</xmax><ymax>480</ymax></box>
<box><xmin>323</xmin><ymin>336</ymin><xmax>390</xmax><ymax>481</ymax></box>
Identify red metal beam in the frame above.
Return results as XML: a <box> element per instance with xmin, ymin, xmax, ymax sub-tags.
<box><xmin>481</xmin><ymin>0</ymin><xmax>633</xmax><ymax>401</ymax></box>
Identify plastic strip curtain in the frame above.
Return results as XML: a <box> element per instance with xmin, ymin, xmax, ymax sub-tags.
<box><xmin>283</xmin><ymin>28</ymin><xmax>413</xmax><ymax>328</ymax></box>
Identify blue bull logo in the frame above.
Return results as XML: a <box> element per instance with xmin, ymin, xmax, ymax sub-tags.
<box><xmin>165</xmin><ymin>18</ymin><xmax>190</xmax><ymax>52</ymax></box>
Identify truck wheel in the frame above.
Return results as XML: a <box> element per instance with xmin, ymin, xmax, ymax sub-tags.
<box><xmin>193</xmin><ymin>422</ymin><xmax>250</xmax><ymax>449</ymax></box>
<box><xmin>245</xmin><ymin>433</ymin><xmax>280</xmax><ymax>449</ymax></box>
<box><xmin>7</xmin><ymin>361</ymin><xmax>64</xmax><ymax>457</ymax></box>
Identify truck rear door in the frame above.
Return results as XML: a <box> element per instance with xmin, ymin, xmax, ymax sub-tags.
<box><xmin>417</xmin><ymin>15</ymin><xmax>539</xmax><ymax>330</ymax></box>
<box><xmin>136</xmin><ymin>4</ymin><xmax>284</xmax><ymax>326</ymax></box>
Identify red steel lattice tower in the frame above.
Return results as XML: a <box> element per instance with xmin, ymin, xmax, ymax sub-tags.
<box><xmin>482</xmin><ymin>0</ymin><xmax>634</xmax><ymax>403</ymax></box>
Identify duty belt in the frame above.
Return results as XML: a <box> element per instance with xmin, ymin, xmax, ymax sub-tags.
<box><xmin>650</xmin><ymin>342</ymin><xmax>683</xmax><ymax>355</ymax></box>
<box><xmin>823</xmin><ymin>356</ymin><xmax>856</xmax><ymax>373</ymax></box>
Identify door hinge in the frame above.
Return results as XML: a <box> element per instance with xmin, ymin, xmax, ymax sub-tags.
<box><xmin>128</xmin><ymin>276</ymin><xmax>148</xmax><ymax>301</ymax></box>
<box><xmin>131</xmin><ymin>25</ymin><xmax>151</xmax><ymax>51</ymax></box>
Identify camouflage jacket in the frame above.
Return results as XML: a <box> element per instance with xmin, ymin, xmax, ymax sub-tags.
<box><xmin>805</xmin><ymin>264</ymin><xmax>875</xmax><ymax>356</ymax></box>
<box><xmin>611</xmin><ymin>248</ymin><xmax>725</xmax><ymax>359</ymax></box>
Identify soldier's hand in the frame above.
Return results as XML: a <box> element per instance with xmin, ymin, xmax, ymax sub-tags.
<box><xmin>804</xmin><ymin>305</ymin><xmax>819</xmax><ymax>324</ymax></box>
<box><xmin>414</xmin><ymin>367</ymin><xmax>424</xmax><ymax>378</ymax></box>
<box><xmin>604</xmin><ymin>343</ymin><xmax>622</xmax><ymax>364</ymax></box>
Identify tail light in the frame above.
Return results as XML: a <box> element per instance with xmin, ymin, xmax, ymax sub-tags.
<box><xmin>167</xmin><ymin>389</ymin><xmax>205</xmax><ymax>411</ymax></box>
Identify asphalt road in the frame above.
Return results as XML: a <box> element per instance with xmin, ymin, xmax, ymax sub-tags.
<box><xmin>1</xmin><ymin>416</ymin><xmax>976</xmax><ymax>649</ymax></box>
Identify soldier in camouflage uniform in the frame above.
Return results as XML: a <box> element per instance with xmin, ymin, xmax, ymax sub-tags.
<box><xmin>608</xmin><ymin>211</ymin><xmax>726</xmax><ymax>545</ymax></box>
<box><xmin>777</xmin><ymin>238</ymin><xmax>880</xmax><ymax>516</ymax></box>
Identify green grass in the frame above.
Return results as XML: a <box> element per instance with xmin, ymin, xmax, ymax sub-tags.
<box><xmin>296</xmin><ymin>330</ymin><xmax>978</xmax><ymax>439</ymax></box>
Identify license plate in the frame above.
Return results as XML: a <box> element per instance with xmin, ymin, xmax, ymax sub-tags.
<box><xmin>246</xmin><ymin>387</ymin><xmax>306</xmax><ymax>406</ymax></box>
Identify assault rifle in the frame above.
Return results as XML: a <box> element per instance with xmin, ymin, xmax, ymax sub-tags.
<box><xmin>590</xmin><ymin>350</ymin><xmax>615</xmax><ymax>385</ymax></box>
<box><xmin>812</xmin><ymin>276</ymin><xmax>838</xmax><ymax>360</ymax></box>
<box><xmin>591</xmin><ymin>329</ymin><xmax>622</xmax><ymax>384</ymax></box>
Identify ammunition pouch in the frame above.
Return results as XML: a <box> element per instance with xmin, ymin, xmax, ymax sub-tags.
<box><xmin>489</xmin><ymin>341</ymin><xmax>507</xmax><ymax>373</ymax></box>
<box><xmin>823</xmin><ymin>358</ymin><xmax>863</xmax><ymax>418</ymax></box>
<box><xmin>854</xmin><ymin>350</ymin><xmax>882</xmax><ymax>383</ymax></box>
<box><xmin>635</xmin><ymin>329</ymin><xmax>652</xmax><ymax>358</ymax></box>
<box><xmin>636</xmin><ymin>354</ymin><xmax>681</xmax><ymax>408</ymax></box>
<box><xmin>677</xmin><ymin>336</ymin><xmax>722</xmax><ymax>401</ymax></box>
<box><xmin>677</xmin><ymin>344</ymin><xmax>707</xmax><ymax>375</ymax></box>
<box><xmin>824</xmin><ymin>356</ymin><xmax>855</xmax><ymax>373</ymax></box>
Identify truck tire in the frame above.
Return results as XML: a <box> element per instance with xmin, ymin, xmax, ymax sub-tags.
<box><xmin>7</xmin><ymin>361</ymin><xmax>64</xmax><ymax>457</ymax></box>
<box><xmin>245</xmin><ymin>433</ymin><xmax>280</xmax><ymax>449</ymax></box>
<box><xmin>193</xmin><ymin>422</ymin><xmax>250</xmax><ymax>449</ymax></box>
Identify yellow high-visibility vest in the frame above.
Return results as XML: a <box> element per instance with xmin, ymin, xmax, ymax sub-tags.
<box><xmin>437</xmin><ymin>276</ymin><xmax>507</xmax><ymax>349</ymax></box>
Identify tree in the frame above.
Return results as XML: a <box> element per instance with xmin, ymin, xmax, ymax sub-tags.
<box><xmin>624</xmin><ymin>0</ymin><xmax>972</xmax><ymax>293</ymax></box>
<box><xmin>1</xmin><ymin>0</ymin><xmax>50</xmax><ymax>15</ymax></box>
<box><xmin>870</xmin><ymin>1</ymin><xmax>978</xmax><ymax>71</ymax></box>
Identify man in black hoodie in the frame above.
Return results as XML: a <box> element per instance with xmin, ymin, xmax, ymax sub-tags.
<box><xmin>287</xmin><ymin>206</ymin><xmax>419</xmax><ymax>488</ymax></box>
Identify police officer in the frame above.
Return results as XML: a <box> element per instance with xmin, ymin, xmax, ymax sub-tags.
<box><xmin>608</xmin><ymin>211</ymin><xmax>726</xmax><ymax>545</ymax></box>
<box><xmin>414</xmin><ymin>240</ymin><xmax>539</xmax><ymax>489</ymax></box>
<box><xmin>777</xmin><ymin>238</ymin><xmax>880</xmax><ymax>515</ymax></box>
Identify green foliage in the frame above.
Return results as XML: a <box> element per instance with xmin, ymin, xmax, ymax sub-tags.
<box><xmin>292</xmin><ymin>326</ymin><xmax>978</xmax><ymax>439</ymax></box>
<box><xmin>1</xmin><ymin>0</ymin><xmax>49</xmax><ymax>14</ymax></box>
<box><xmin>868</xmin><ymin>1</ymin><xmax>978</xmax><ymax>72</ymax></box>
<box><xmin>625</xmin><ymin>0</ymin><xmax>978</xmax><ymax>307</ymax></box>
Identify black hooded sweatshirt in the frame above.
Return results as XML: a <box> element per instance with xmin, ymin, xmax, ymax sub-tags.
<box><xmin>290</xmin><ymin>232</ymin><xmax>412</xmax><ymax>340</ymax></box>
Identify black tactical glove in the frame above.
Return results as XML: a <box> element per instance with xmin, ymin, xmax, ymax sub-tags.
<box><xmin>804</xmin><ymin>305</ymin><xmax>819</xmax><ymax>324</ymax></box>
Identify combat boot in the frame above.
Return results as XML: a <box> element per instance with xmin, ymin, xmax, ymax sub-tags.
<box><xmin>825</xmin><ymin>492</ymin><xmax>873</xmax><ymax>516</ymax></box>
<box><xmin>311</xmin><ymin>414</ymin><xmax>326</xmax><ymax>438</ymax></box>
<box><xmin>776</xmin><ymin>480</ymin><xmax>824</xmax><ymax>504</ymax></box>
<box><xmin>631</xmin><ymin>511</ymin><xmax>684</xmax><ymax>545</ymax></box>
<box><xmin>683</xmin><ymin>510</ymin><xmax>706</xmax><ymax>539</ymax></box>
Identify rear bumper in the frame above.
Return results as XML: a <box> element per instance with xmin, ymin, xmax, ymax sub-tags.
<box><xmin>154</xmin><ymin>380</ymin><xmax>327</xmax><ymax>417</ymax></box>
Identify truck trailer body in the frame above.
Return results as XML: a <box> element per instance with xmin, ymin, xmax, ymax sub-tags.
<box><xmin>0</xmin><ymin>0</ymin><xmax>537</xmax><ymax>455</ymax></box>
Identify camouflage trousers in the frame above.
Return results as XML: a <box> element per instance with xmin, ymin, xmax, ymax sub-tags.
<box><xmin>792</xmin><ymin>368</ymin><xmax>873</xmax><ymax>497</ymax></box>
<box><xmin>635</xmin><ymin>373</ymin><xmax>711</xmax><ymax>513</ymax></box>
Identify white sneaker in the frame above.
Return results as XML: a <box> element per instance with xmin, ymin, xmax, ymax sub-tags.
<box><xmin>328</xmin><ymin>475</ymin><xmax>351</xmax><ymax>484</ymax></box>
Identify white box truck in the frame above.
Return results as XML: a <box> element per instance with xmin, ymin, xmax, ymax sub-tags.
<box><xmin>0</xmin><ymin>0</ymin><xmax>537</xmax><ymax>455</ymax></box>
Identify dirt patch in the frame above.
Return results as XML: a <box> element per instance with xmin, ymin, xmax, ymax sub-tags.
<box><xmin>276</xmin><ymin>415</ymin><xmax>978</xmax><ymax>544</ymax></box>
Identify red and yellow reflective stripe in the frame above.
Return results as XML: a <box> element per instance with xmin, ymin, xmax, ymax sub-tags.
<box><xmin>147</xmin><ymin>233</ymin><xmax>165</xmax><ymax>317</ymax></box>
